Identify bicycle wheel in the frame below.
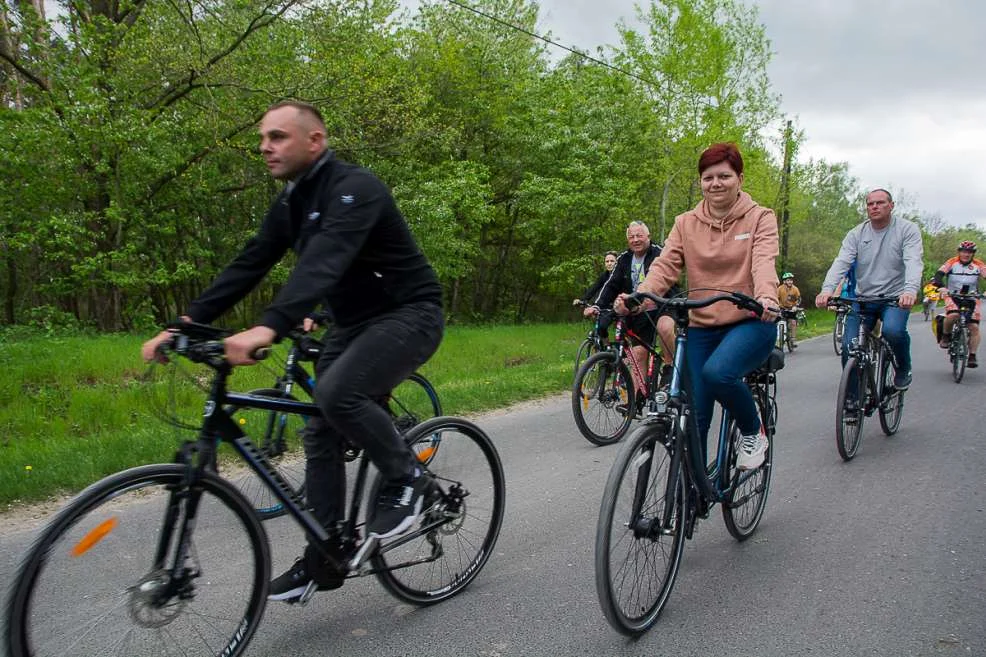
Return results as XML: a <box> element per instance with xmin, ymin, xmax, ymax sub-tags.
<box><xmin>833</xmin><ymin>313</ymin><xmax>845</xmax><ymax>356</ymax></box>
<box><xmin>227</xmin><ymin>387</ymin><xmax>308</xmax><ymax>520</ymax></box>
<box><xmin>574</xmin><ymin>337</ymin><xmax>598</xmax><ymax>375</ymax></box>
<box><xmin>878</xmin><ymin>350</ymin><xmax>904</xmax><ymax>435</ymax></box>
<box><xmin>389</xmin><ymin>373</ymin><xmax>442</xmax><ymax>435</ymax></box>
<box><xmin>835</xmin><ymin>357</ymin><xmax>865</xmax><ymax>461</ymax></box>
<box><xmin>951</xmin><ymin>327</ymin><xmax>968</xmax><ymax>383</ymax></box>
<box><xmin>371</xmin><ymin>417</ymin><xmax>505</xmax><ymax>604</ymax></box>
<box><xmin>595</xmin><ymin>423</ymin><xmax>685</xmax><ymax>636</ymax></box>
<box><xmin>722</xmin><ymin>418</ymin><xmax>772</xmax><ymax>540</ymax></box>
<box><xmin>572</xmin><ymin>352</ymin><xmax>635</xmax><ymax>446</ymax></box>
<box><xmin>6</xmin><ymin>464</ymin><xmax>270</xmax><ymax>657</ymax></box>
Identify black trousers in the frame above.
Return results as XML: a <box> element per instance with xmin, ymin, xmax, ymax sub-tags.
<box><xmin>302</xmin><ymin>301</ymin><xmax>444</xmax><ymax>528</ymax></box>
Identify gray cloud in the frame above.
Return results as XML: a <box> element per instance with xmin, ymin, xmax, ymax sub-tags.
<box><xmin>411</xmin><ymin>0</ymin><xmax>986</xmax><ymax>227</ymax></box>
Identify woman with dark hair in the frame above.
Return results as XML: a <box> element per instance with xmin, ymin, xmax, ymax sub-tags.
<box><xmin>616</xmin><ymin>142</ymin><xmax>779</xmax><ymax>470</ymax></box>
<box><xmin>573</xmin><ymin>251</ymin><xmax>619</xmax><ymax>306</ymax></box>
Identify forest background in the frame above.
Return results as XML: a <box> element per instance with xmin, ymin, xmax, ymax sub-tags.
<box><xmin>1</xmin><ymin>0</ymin><xmax>983</xmax><ymax>335</ymax></box>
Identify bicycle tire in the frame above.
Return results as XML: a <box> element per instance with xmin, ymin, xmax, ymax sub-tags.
<box><xmin>833</xmin><ymin>313</ymin><xmax>845</xmax><ymax>356</ymax></box>
<box><xmin>835</xmin><ymin>356</ymin><xmax>865</xmax><ymax>461</ymax></box>
<box><xmin>370</xmin><ymin>417</ymin><xmax>505</xmax><ymax>604</ymax></box>
<box><xmin>389</xmin><ymin>373</ymin><xmax>442</xmax><ymax>435</ymax></box>
<box><xmin>5</xmin><ymin>464</ymin><xmax>270</xmax><ymax>657</ymax></box>
<box><xmin>775</xmin><ymin>322</ymin><xmax>786</xmax><ymax>350</ymax></box>
<box><xmin>722</xmin><ymin>409</ymin><xmax>773</xmax><ymax>540</ymax></box>
<box><xmin>574</xmin><ymin>337</ymin><xmax>598</xmax><ymax>375</ymax></box>
<box><xmin>595</xmin><ymin>423</ymin><xmax>685</xmax><ymax>636</ymax></box>
<box><xmin>572</xmin><ymin>352</ymin><xmax>635</xmax><ymax>446</ymax></box>
<box><xmin>878</xmin><ymin>350</ymin><xmax>904</xmax><ymax>435</ymax></box>
<box><xmin>952</xmin><ymin>327</ymin><xmax>968</xmax><ymax>383</ymax></box>
<box><xmin>227</xmin><ymin>387</ymin><xmax>308</xmax><ymax>520</ymax></box>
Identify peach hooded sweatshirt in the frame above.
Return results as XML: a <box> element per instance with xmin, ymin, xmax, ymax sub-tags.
<box><xmin>640</xmin><ymin>191</ymin><xmax>779</xmax><ymax>327</ymax></box>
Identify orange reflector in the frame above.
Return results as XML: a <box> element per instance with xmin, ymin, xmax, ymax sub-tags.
<box><xmin>71</xmin><ymin>517</ymin><xmax>118</xmax><ymax>557</ymax></box>
<box><xmin>416</xmin><ymin>446</ymin><xmax>436</xmax><ymax>463</ymax></box>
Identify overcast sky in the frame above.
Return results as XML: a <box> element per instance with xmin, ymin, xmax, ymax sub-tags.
<box><xmin>525</xmin><ymin>0</ymin><xmax>986</xmax><ymax>229</ymax></box>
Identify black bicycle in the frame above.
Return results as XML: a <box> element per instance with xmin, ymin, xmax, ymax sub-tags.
<box><xmin>572</xmin><ymin>312</ymin><xmax>665</xmax><ymax>446</ymax></box>
<box><xmin>828</xmin><ymin>297</ymin><xmax>905</xmax><ymax>461</ymax></box>
<box><xmin>573</xmin><ymin>302</ymin><xmax>614</xmax><ymax>374</ymax></box>
<box><xmin>595</xmin><ymin>291</ymin><xmax>780</xmax><ymax>635</ymax></box>
<box><xmin>832</xmin><ymin>303</ymin><xmax>848</xmax><ymax>356</ymax></box>
<box><xmin>5</xmin><ymin>322</ymin><xmax>505</xmax><ymax>657</ymax></box>
<box><xmin>227</xmin><ymin>327</ymin><xmax>441</xmax><ymax>519</ymax></box>
<box><xmin>943</xmin><ymin>291</ymin><xmax>981</xmax><ymax>383</ymax></box>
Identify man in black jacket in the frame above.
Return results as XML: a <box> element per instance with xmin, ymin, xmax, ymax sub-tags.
<box><xmin>584</xmin><ymin>221</ymin><xmax>676</xmax><ymax>391</ymax></box>
<box><xmin>142</xmin><ymin>101</ymin><xmax>444</xmax><ymax>603</ymax></box>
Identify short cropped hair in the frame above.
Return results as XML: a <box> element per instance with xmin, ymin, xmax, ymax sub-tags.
<box><xmin>266</xmin><ymin>100</ymin><xmax>326</xmax><ymax>129</ymax></box>
<box><xmin>626</xmin><ymin>220</ymin><xmax>650</xmax><ymax>236</ymax></box>
<box><xmin>698</xmin><ymin>142</ymin><xmax>744</xmax><ymax>176</ymax></box>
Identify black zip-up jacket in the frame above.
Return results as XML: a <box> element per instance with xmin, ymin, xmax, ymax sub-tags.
<box><xmin>592</xmin><ymin>244</ymin><xmax>680</xmax><ymax>309</ymax></box>
<box><xmin>186</xmin><ymin>150</ymin><xmax>442</xmax><ymax>336</ymax></box>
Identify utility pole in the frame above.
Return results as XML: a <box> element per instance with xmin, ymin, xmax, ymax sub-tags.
<box><xmin>778</xmin><ymin>120</ymin><xmax>793</xmax><ymax>273</ymax></box>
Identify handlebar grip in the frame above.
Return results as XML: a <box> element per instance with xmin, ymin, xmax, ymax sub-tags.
<box><xmin>250</xmin><ymin>347</ymin><xmax>271</xmax><ymax>361</ymax></box>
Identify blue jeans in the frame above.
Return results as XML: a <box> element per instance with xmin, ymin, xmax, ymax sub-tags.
<box><xmin>842</xmin><ymin>303</ymin><xmax>911</xmax><ymax>374</ymax></box>
<box><xmin>684</xmin><ymin>320</ymin><xmax>777</xmax><ymax>464</ymax></box>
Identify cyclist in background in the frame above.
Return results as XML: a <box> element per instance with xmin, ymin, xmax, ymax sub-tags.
<box><xmin>141</xmin><ymin>101</ymin><xmax>444</xmax><ymax>603</ymax></box>
<box><xmin>585</xmin><ymin>222</ymin><xmax>677</xmax><ymax>391</ymax></box>
<box><xmin>815</xmin><ymin>188</ymin><xmax>923</xmax><ymax>390</ymax></box>
<box><xmin>574</xmin><ymin>251</ymin><xmax>619</xmax><ymax>345</ymax></box>
<box><xmin>922</xmin><ymin>280</ymin><xmax>940</xmax><ymax>320</ymax></box>
<box><xmin>777</xmin><ymin>272</ymin><xmax>802</xmax><ymax>348</ymax></box>
<box><xmin>933</xmin><ymin>241</ymin><xmax>986</xmax><ymax>368</ymax></box>
<box><xmin>573</xmin><ymin>251</ymin><xmax>619</xmax><ymax>307</ymax></box>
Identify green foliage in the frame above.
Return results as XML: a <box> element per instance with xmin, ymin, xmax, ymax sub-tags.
<box><xmin>0</xmin><ymin>0</ymin><xmax>965</xmax><ymax>331</ymax></box>
<box><xmin>0</xmin><ymin>323</ymin><xmax>578</xmax><ymax>506</ymax></box>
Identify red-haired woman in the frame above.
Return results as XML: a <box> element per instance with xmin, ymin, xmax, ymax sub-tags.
<box><xmin>616</xmin><ymin>142</ymin><xmax>779</xmax><ymax>470</ymax></box>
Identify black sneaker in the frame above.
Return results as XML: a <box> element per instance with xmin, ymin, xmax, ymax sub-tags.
<box><xmin>351</xmin><ymin>472</ymin><xmax>431</xmax><ymax>566</ymax></box>
<box><xmin>368</xmin><ymin>472</ymin><xmax>430</xmax><ymax>539</ymax></box>
<box><xmin>268</xmin><ymin>544</ymin><xmax>345</xmax><ymax>603</ymax></box>
<box><xmin>968</xmin><ymin>354</ymin><xmax>978</xmax><ymax>368</ymax></box>
<box><xmin>893</xmin><ymin>370</ymin><xmax>912</xmax><ymax>390</ymax></box>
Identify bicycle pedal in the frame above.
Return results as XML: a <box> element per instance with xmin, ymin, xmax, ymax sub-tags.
<box><xmin>297</xmin><ymin>580</ymin><xmax>319</xmax><ymax>606</ymax></box>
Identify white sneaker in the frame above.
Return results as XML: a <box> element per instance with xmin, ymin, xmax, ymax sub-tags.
<box><xmin>736</xmin><ymin>428</ymin><xmax>768</xmax><ymax>471</ymax></box>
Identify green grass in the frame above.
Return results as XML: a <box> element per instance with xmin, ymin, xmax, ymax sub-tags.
<box><xmin>0</xmin><ymin>324</ymin><xmax>584</xmax><ymax>508</ymax></box>
<box><xmin>0</xmin><ymin>312</ymin><xmax>842</xmax><ymax>509</ymax></box>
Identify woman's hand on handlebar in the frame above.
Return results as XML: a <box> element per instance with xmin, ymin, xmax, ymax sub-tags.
<box><xmin>224</xmin><ymin>326</ymin><xmax>276</xmax><ymax>366</ymax></box>
<box><xmin>757</xmin><ymin>297</ymin><xmax>779</xmax><ymax>323</ymax></box>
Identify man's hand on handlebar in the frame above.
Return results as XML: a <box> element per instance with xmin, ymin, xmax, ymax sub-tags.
<box><xmin>224</xmin><ymin>326</ymin><xmax>276</xmax><ymax>366</ymax></box>
<box><xmin>583</xmin><ymin>304</ymin><xmax>599</xmax><ymax>318</ymax></box>
<box><xmin>897</xmin><ymin>292</ymin><xmax>916</xmax><ymax>310</ymax></box>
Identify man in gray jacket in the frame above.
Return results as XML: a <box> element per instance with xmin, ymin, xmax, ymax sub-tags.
<box><xmin>815</xmin><ymin>188</ymin><xmax>923</xmax><ymax>390</ymax></box>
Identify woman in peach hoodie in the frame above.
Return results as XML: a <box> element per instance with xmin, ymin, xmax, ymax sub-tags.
<box><xmin>616</xmin><ymin>142</ymin><xmax>779</xmax><ymax>471</ymax></box>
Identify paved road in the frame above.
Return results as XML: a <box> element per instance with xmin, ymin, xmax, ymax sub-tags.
<box><xmin>2</xmin><ymin>314</ymin><xmax>984</xmax><ymax>656</ymax></box>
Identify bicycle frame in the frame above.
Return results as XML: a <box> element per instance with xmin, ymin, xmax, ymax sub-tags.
<box><xmin>611</xmin><ymin>315</ymin><xmax>663</xmax><ymax>400</ymax></box>
<box><xmin>179</xmin><ymin>354</ymin><xmax>446</xmax><ymax>574</ymax></box>
<box><xmin>659</xmin><ymin>326</ymin><xmax>761</xmax><ymax>508</ymax></box>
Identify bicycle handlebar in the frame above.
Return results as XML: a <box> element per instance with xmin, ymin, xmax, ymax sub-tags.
<box><xmin>625</xmin><ymin>290</ymin><xmax>766</xmax><ymax>318</ymax></box>
<box><xmin>161</xmin><ymin>321</ymin><xmax>271</xmax><ymax>364</ymax></box>
<box><xmin>826</xmin><ymin>295</ymin><xmax>901</xmax><ymax>308</ymax></box>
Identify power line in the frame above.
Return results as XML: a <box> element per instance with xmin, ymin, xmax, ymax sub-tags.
<box><xmin>439</xmin><ymin>0</ymin><xmax>659</xmax><ymax>90</ymax></box>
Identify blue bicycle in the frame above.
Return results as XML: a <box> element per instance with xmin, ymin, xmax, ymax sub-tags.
<box><xmin>595</xmin><ymin>291</ymin><xmax>781</xmax><ymax>635</ymax></box>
